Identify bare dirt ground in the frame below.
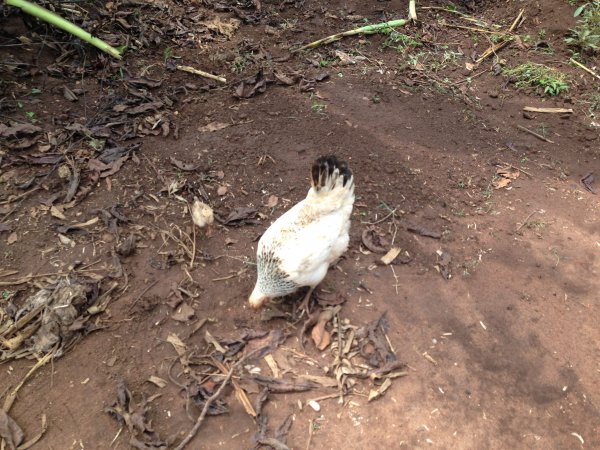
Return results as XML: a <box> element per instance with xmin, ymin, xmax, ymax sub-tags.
<box><xmin>1</xmin><ymin>0</ymin><xmax>599</xmax><ymax>449</ymax></box>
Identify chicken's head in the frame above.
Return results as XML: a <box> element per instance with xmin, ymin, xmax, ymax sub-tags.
<box><xmin>248</xmin><ymin>285</ymin><xmax>270</xmax><ymax>309</ymax></box>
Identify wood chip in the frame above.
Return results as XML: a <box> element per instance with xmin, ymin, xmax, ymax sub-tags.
<box><xmin>148</xmin><ymin>376</ymin><xmax>168</xmax><ymax>388</ymax></box>
<box><xmin>523</xmin><ymin>107</ymin><xmax>573</xmax><ymax>114</ymax></box>
<box><xmin>264</xmin><ymin>354</ymin><xmax>280</xmax><ymax>378</ymax></box>
<box><xmin>380</xmin><ymin>247</ymin><xmax>401</xmax><ymax>265</ymax></box>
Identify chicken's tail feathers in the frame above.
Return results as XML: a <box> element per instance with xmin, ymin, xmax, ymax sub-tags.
<box><xmin>310</xmin><ymin>155</ymin><xmax>353</xmax><ymax>193</ymax></box>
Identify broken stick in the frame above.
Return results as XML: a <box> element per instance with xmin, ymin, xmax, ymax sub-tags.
<box><xmin>176</xmin><ymin>65</ymin><xmax>227</xmax><ymax>83</ymax></box>
<box><xmin>517</xmin><ymin>125</ymin><xmax>554</xmax><ymax>144</ymax></box>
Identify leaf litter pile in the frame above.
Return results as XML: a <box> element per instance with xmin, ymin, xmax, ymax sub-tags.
<box><xmin>101</xmin><ymin>302</ymin><xmax>407</xmax><ymax>449</ymax></box>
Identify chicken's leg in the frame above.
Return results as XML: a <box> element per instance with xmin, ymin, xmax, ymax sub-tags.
<box><xmin>298</xmin><ymin>286</ymin><xmax>315</xmax><ymax>317</ymax></box>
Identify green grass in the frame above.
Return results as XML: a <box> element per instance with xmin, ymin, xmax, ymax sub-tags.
<box><xmin>381</xmin><ymin>30</ymin><xmax>422</xmax><ymax>52</ymax></box>
<box><xmin>503</xmin><ymin>63</ymin><xmax>569</xmax><ymax>96</ymax></box>
<box><xmin>565</xmin><ymin>2</ymin><xmax>600</xmax><ymax>54</ymax></box>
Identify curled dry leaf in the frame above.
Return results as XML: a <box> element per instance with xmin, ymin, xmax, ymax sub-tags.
<box><xmin>493</xmin><ymin>165</ymin><xmax>520</xmax><ymax>189</ymax></box>
<box><xmin>310</xmin><ymin>306</ymin><xmax>340</xmax><ymax>350</ymax></box>
<box><xmin>361</xmin><ymin>226</ymin><xmax>390</xmax><ymax>253</ymax></box>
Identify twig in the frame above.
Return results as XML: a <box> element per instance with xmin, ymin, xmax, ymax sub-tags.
<box><xmin>453</xmin><ymin>68</ymin><xmax>489</xmax><ymax>85</ymax></box>
<box><xmin>361</xmin><ymin>209</ymin><xmax>397</xmax><ymax>225</ymax></box>
<box><xmin>176</xmin><ymin>65</ymin><xmax>226</xmax><ymax>83</ymax></box>
<box><xmin>293</xmin><ymin>19</ymin><xmax>408</xmax><ymax>52</ymax></box>
<box><xmin>516</xmin><ymin>210</ymin><xmax>537</xmax><ymax>232</ymax></box>
<box><xmin>475</xmin><ymin>8</ymin><xmax>524</xmax><ymax>63</ymax></box>
<box><xmin>569</xmin><ymin>58</ymin><xmax>600</xmax><ymax>81</ymax></box>
<box><xmin>499</xmin><ymin>161</ymin><xmax>534</xmax><ymax>178</ymax></box>
<box><xmin>0</xmin><ymin>268</ymin><xmax>107</xmax><ymax>286</ymax></box>
<box><xmin>128</xmin><ymin>280</ymin><xmax>159</xmax><ymax>311</ymax></box>
<box><xmin>443</xmin><ymin>23</ymin><xmax>507</xmax><ymax>34</ymax></box>
<box><xmin>517</xmin><ymin>125</ymin><xmax>554</xmax><ymax>144</ymax></box>
<box><xmin>3</xmin><ymin>348</ymin><xmax>56</xmax><ymax>412</ymax></box>
<box><xmin>190</xmin><ymin>211</ymin><xmax>196</xmax><ymax>270</ymax></box>
<box><xmin>306</xmin><ymin>419</ymin><xmax>314</xmax><ymax>450</ymax></box>
<box><xmin>174</xmin><ymin>348</ymin><xmax>266</xmax><ymax>450</ymax></box>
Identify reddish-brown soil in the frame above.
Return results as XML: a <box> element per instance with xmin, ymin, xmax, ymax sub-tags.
<box><xmin>1</xmin><ymin>0</ymin><xmax>599</xmax><ymax>449</ymax></box>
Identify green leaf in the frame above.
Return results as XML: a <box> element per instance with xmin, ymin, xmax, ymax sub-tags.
<box><xmin>574</xmin><ymin>4</ymin><xmax>587</xmax><ymax>17</ymax></box>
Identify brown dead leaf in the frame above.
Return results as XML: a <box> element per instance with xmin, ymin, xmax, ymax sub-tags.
<box><xmin>361</xmin><ymin>226</ymin><xmax>389</xmax><ymax>253</ymax></box>
<box><xmin>201</xmin><ymin>15</ymin><xmax>240</xmax><ymax>38</ymax></box>
<box><xmin>218</xmin><ymin>207</ymin><xmax>258</xmax><ymax>225</ymax></box>
<box><xmin>435</xmin><ymin>250</ymin><xmax>452</xmax><ymax>279</ymax></box>
<box><xmin>105</xmin><ymin>380</ymin><xmax>167</xmax><ymax>450</ymax></box>
<box><xmin>198</xmin><ymin>121</ymin><xmax>231</xmax><ymax>133</ymax></box>
<box><xmin>311</xmin><ymin>321</ymin><xmax>331</xmax><ymax>351</ymax></box>
<box><xmin>217</xmin><ymin>185</ymin><xmax>228</xmax><ymax>196</ymax></box>
<box><xmin>494</xmin><ymin>165</ymin><xmax>520</xmax><ymax>189</ymax></box>
<box><xmin>310</xmin><ymin>307</ymin><xmax>339</xmax><ymax>350</ymax></box>
<box><xmin>170</xmin><ymin>156</ymin><xmax>200</xmax><ymax>171</ymax></box>
<box><xmin>50</xmin><ymin>205</ymin><xmax>66</xmax><ymax>220</ymax></box>
<box><xmin>581</xmin><ymin>172</ymin><xmax>596</xmax><ymax>194</ymax></box>
<box><xmin>7</xmin><ymin>232</ymin><xmax>18</xmax><ymax>245</ymax></box>
<box><xmin>0</xmin><ymin>122</ymin><xmax>41</xmax><ymax>138</ymax></box>
<box><xmin>233</xmin><ymin>70</ymin><xmax>269</xmax><ymax>99</ymax></box>
<box><xmin>266</xmin><ymin>195</ymin><xmax>279</xmax><ymax>208</ymax></box>
<box><xmin>171</xmin><ymin>302</ymin><xmax>195</xmax><ymax>322</ymax></box>
<box><xmin>368</xmin><ymin>377</ymin><xmax>392</xmax><ymax>402</ymax></box>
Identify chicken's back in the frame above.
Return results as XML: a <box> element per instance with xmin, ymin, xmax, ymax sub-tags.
<box><xmin>257</xmin><ymin>156</ymin><xmax>354</xmax><ymax>288</ymax></box>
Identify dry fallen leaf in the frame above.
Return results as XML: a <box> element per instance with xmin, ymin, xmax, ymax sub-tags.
<box><xmin>198</xmin><ymin>121</ymin><xmax>230</xmax><ymax>133</ymax></box>
<box><xmin>7</xmin><ymin>232</ymin><xmax>18</xmax><ymax>245</ymax></box>
<box><xmin>266</xmin><ymin>195</ymin><xmax>279</xmax><ymax>208</ymax></box>
<box><xmin>311</xmin><ymin>321</ymin><xmax>331</xmax><ymax>351</ymax></box>
<box><xmin>201</xmin><ymin>15</ymin><xmax>240</xmax><ymax>38</ymax></box>
<box><xmin>368</xmin><ymin>377</ymin><xmax>392</xmax><ymax>402</ymax></box>
<box><xmin>171</xmin><ymin>302</ymin><xmax>195</xmax><ymax>322</ymax></box>
<box><xmin>50</xmin><ymin>205</ymin><xmax>66</xmax><ymax>220</ymax></box>
<box><xmin>217</xmin><ymin>185</ymin><xmax>228</xmax><ymax>196</ymax></box>
<box><xmin>310</xmin><ymin>307</ymin><xmax>339</xmax><ymax>350</ymax></box>
<box><xmin>148</xmin><ymin>376</ymin><xmax>168</xmax><ymax>388</ymax></box>
<box><xmin>493</xmin><ymin>165</ymin><xmax>520</xmax><ymax>189</ymax></box>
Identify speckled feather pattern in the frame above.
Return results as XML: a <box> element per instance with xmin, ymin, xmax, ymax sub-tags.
<box><xmin>249</xmin><ymin>156</ymin><xmax>354</xmax><ymax>306</ymax></box>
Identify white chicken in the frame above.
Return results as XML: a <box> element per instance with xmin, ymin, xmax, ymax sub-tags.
<box><xmin>249</xmin><ymin>155</ymin><xmax>355</xmax><ymax>310</ymax></box>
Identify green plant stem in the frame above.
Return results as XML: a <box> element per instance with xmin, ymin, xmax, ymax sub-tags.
<box><xmin>4</xmin><ymin>0</ymin><xmax>123</xmax><ymax>59</ymax></box>
<box><xmin>293</xmin><ymin>19</ymin><xmax>409</xmax><ymax>52</ymax></box>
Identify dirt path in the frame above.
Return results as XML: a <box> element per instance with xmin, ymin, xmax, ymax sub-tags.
<box><xmin>1</xmin><ymin>0</ymin><xmax>599</xmax><ymax>449</ymax></box>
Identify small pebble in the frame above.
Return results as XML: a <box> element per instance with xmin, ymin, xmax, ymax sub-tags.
<box><xmin>308</xmin><ymin>400</ymin><xmax>321</xmax><ymax>412</ymax></box>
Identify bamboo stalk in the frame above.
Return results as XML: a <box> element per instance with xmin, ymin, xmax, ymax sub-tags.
<box><xmin>408</xmin><ymin>0</ymin><xmax>417</xmax><ymax>22</ymax></box>
<box><xmin>4</xmin><ymin>0</ymin><xmax>123</xmax><ymax>59</ymax></box>
<box><xmin>570</xmin><ymin>58</ymin><xmax>600</xmax><ymax>81</ymax></box>
<box><xmin>293</xmin><ymin>19</ymin><xmax>409</xmax><ymax>52</ymax></box>
<box><xmin>176</xmin><ymin>65</ymin><xmax>227</xmax><ymax>83</ymax></box>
